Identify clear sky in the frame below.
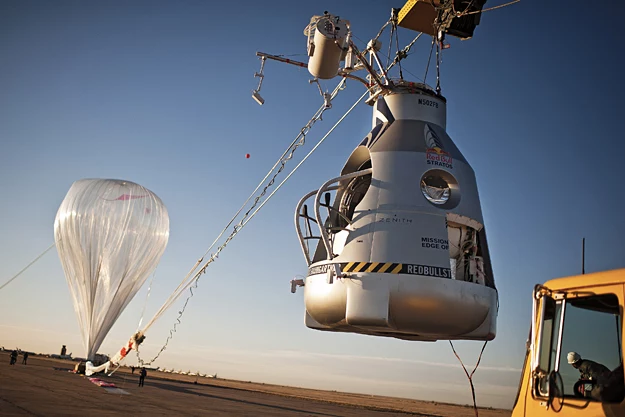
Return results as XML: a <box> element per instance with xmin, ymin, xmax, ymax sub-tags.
<box><xmin>1</xmin><ymin>0</ymin><xmax>625</xmax><ymax>410</ymax></box>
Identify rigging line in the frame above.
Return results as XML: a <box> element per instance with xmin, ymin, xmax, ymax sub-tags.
<box><xmin>372</xmin><ymin>19</ymin><xmax>391</xmax><ymax>44</ymax></box>
<box><xmin>137</xmin><ymin>83</ymin><xmax>366</xmax><ymax>364</ymax></box>
<box><xmin>175</xmin><ymin>78</ymin><xmax>346</xmax><ymax>291</ymax></box>
<box><xmin>146</xmin><ymin>85</ymin><xmax>343</xmax><ymax>324</ymax></box>
<box><xmin>435</xmin><ymin>34</ymin><xmax>441</xmax><ymax>94</ymax></box>
<box><xmin>139</xmin><ymin>79</ymin><xmax>347</xmax><ymax>334</ymax></box>
<box><xmin>149</xmin><ymin>103</ymin><xmax>330</xmax><ymax>321</ymax></box>
<box><xmin>161</xmin><ymin>259</ymin><xmax>202</xmax><ymax>313</ymax></box>
<box><xmin>393</xmin><ymin>22</ymin><xmax>403</xmax><ymax>80</ymax></box>
<box><xmin>462</xmin><ymin>0</ymin><xmax>520</xmax><ymax>15</ymax></box>
<box><xmin>386</xmin><ymin>21</ymin><xmax>394</xmax><ymax>69</ymax></box>
<box><xmin>353</xmin><ymin>33</ymin><xmax>425</xmax><ymax>82</ymax></box>
<box><xmin>136</xmin><ymin>277</ymin><xmax>200</xmax><ymax>366</ymax></box>
<box><xmin>169</xmin><ymin>115</ymin><xmax>322</xmax><ymax>300</ymax></box>
<box><xmin>197</xmin><ymin>108</ymin><xmax>324</xmax><ymax>262</ymax></box>
<box><xmin>0</xmin><ymin>241</ymin><xmax>57</xmax><ymax>291</ymax></box>
<box><xmin>239</xmin><ymin>89</ymin><xmax>370</xmax><ymax>229</ymax></box>
<box><xmin>137</xmin><ymin>267</ymin><xmax>158</xmax><ymax>331</ymax></box>
<box><xmin>423</xmin><ymin>36</ymin><xmax>436</xmax><ymax>85</ymax></box>
<box><xmin>388</xmin><ymin>33</ymin><xmax>424</xmax><ymax>75</ymax></box>
<box><xmin>449</xmin><ymin>341</ymin><xmax>488</xmax><ymax>417</ymax></box>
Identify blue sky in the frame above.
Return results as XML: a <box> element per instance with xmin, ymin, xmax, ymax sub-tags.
<box><xmin>2</xmin><ymin>0</ymin><xmax>625</xmax><ymax>410</ymax></box>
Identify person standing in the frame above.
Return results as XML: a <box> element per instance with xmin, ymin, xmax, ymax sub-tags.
<box><xmin>138</xmin><ymin>367</ymin><xmax>147</xmax><ymax>387</ymax></box>
<box><xmin>22</xmin><ymin>352</ymin><xmax>29</xmax><ymax>365</ymax></box>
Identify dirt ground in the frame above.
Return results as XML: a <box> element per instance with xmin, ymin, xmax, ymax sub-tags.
<box><xmin>0</xmin><ymin>352</ymin><xmax>511</xmax><ymax>416</ymax></box>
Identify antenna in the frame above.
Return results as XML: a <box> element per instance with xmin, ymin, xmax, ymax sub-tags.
<box><xmin>581</xmin><ymin>237</ymin><xmax>586</xmax><ymax>274</ymax></box>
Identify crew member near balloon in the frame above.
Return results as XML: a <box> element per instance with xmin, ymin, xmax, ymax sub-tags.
<box><xmin>139</xmin><ymin>367</ymin><xmax>147</xmax><ymax>387</ymax></box>
<box><xmin>9</xmin><ymin>350</ymin><xmax>17</xmax><ymax>365</ymax></box>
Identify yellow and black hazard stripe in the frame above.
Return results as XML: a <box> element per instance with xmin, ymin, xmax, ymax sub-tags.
<box><xmin>342</xmin><ymin>262</ymin><xmax>403</xmax><ymax>274</ymax></box>
<box><xmin>307</xmin><ymin>262</ymin><xmax>452</xmax><ymax>279</ymax></box>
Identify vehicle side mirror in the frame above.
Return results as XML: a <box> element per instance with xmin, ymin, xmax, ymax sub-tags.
<box><xmin>548</xmin><ymin>370</ymin><xmax>564</xmax><ymax>411</ymax></box>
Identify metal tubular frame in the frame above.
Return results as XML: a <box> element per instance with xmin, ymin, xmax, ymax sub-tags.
<box><xmin>255</xmin><ymin>52</ymin><xmax>370</xmax><ymax>88</ymax></box>
<box><xmin>294</xmin><ymin>186</ymin><xmax>339</xmax><ymax>266</ymax></box>
<box><xmin>313</xmin><ymin>168</ymin><xmax>373</xmax><ymax>263</ymax></box>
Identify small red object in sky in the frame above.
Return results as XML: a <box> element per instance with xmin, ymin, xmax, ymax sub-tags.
<box><xmin>245</xmin><ymin>153</ymin><xmax>250</xmax><ymax>159</ymax></box>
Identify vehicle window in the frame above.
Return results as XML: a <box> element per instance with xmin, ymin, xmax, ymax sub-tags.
<box><xmin>536</xmin><ymin>296</ymin><xmax>563</xmax><ymax>396</ymax></box>
<box><xmin>558</xmin><ymin>294</ymin><xmax>622</xmax><ymax>400</ymax></box>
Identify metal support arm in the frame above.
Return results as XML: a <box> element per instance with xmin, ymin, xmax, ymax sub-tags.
<box><xmin>313</xmin><ymin>168</ymin><xmax>373</xmax><ymax>266</ymax></box>
<box><xmin>255</xmin><ymin>52</ymin><xmax>370</xmax><ymax>88</ymax></box>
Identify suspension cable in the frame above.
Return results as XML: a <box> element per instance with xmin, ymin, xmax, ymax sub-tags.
<box><xmin>136</xmin><ymin>88</ymin><xmax>367</xmax><ymax>368</ymax></box>
<box><xmin>0</xmin><ymin>241</ymin><xmax>57</xmax><ymax>291</ymax></box>
<box><xmin>372</xmin><ymin>19</ymin><xmax>391</xmax><ymax>45</ymax></box>
<box><xmin>435</xmin><ymin>33</ymin><xmax>442</xmax><ymax>94</ymax></box>
<box><xmin>390</xmin><ymin>32</ymin><xmax>423</xmax><ymax>71</ymax></box>
<box><xmin>154</xmin><ymin>100</ymin><xmax>330</xmax><ymax>308</ymax></box>
<box><xmin>240</xmin><ymin>88</ymin><xmax>370</xmax><ymax>228</ymax></box>
<box><xmin>152</xmin><ymin>85</ymin><xmax>368</xmax><ymax>349</ymax></box>
<box><xmin>393</xmin><ymin>22</ymin><xmax>403</xmax><ymax>80</ymax></box>
<box><xmin>423</xmin><ymin>36</ymin><xmax>436</xmax><ymax>85</ymax></box>
<box><xmin>135</xmin><ymin>79</ymin><xmax>352</xmax><ymax>365</ymax></box>
<box><xmin>136</xmin><ymin>267</ymin><xmax>157</xmax><ymax>331</ymax></box>
<box><xmin>143</xmin><ymin>79</ymin><xmax>344</xmax><ymax>326</ymax></box>
<box><xmin>449</xmin><ymin>341</ymin><xmax>488</xmax><ymax>417</ymax></box>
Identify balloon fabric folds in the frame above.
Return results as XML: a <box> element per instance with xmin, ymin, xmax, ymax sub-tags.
<box><xmin>54</xmin><ymin>179</ymin><xmax>170</xmax><ymax>360</ymax></box>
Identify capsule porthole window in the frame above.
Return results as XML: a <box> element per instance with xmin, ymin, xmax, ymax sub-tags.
<box><xmin>420</xmin><ymin>169</ymin><xmax>460</xmax><ymax>209</ymax></box>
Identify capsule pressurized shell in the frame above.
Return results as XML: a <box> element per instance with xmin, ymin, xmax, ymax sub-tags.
<box><xmin>295</xmin><ymin>83</ymin><xmax>497</xmax><ymax>342</ymax></box>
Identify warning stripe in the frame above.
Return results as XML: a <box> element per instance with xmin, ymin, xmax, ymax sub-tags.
<box><xmin>365</xmin><ymin>262</ymin><xmax>379</xmax><ymax>272</ymax></box>
<box><xmin>341</xmin><ymin>262</ymin><xmax>403</xmax><ymax>274</ymax></box>
<box><xmin>353</xmin><ymin>262</ymin><xmax>367</xmax><ymax>272</ymax></box>
<box><xmin>307</xmin><ymin>262</ymin><xmax>452</xmax><ymax>279</ymax></box>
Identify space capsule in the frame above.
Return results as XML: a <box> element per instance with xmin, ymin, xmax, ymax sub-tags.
<box><xmin>294</xmin><ymin>82</ymin><xmax>497</xmax><ymax>341</ymax></box>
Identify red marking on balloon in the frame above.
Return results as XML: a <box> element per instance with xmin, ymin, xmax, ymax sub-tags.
<box><xmin>115</xmin><ymin>194</ymin><xmax>148</xmax><ymax>201</ymax></box>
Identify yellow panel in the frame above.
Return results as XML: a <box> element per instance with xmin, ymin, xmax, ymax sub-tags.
<box><xmin>397</xmin><ymin>0</ymin><xmax>486</xmax><ymax>40</ymax></box>
<box><xmin>397</xmin><ymin>0</ymin><xmax>440</xmax><ymax>37</ymax></box>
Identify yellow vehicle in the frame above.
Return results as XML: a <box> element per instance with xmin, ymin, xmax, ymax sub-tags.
<box><xmin>512</xmin><ymin>269</ymin><xmax>625</xmax><ymax>416</ymax></box>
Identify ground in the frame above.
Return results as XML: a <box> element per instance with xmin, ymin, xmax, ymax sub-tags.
<box><xmin>0</xmin><ymin>352</ymin><xmax>511</xmax><ymax>416</ymax></box>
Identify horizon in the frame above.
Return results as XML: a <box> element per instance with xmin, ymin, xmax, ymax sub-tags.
<box><xmin>0</xmin><ymin>343</ymin><xmax>516</xmax><ymax>411</ymax></box>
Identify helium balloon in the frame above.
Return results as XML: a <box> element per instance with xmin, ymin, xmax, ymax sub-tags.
<box><xmin>245</xmin><ymin>153</ymin><xmax>250</xmax><ymax>159</ymax></box>
<box><xmin>54</xmin><ymin>179</ymin><xmax>169</xmax><ymax>360</ymax></box>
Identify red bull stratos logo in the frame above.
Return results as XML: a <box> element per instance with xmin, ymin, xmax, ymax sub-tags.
<box><xmin>424</xmin><ymin>124</ymin><xmax>453</xmax><ymax>169</ymax></box>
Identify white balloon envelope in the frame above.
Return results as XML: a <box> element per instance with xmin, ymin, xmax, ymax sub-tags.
<box><xmin>54</xmin><ymin>179</ymin><xmax>170</xmax><ymax>360</ymax></box>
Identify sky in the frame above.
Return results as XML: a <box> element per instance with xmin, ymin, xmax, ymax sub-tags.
<box><xmin>1</xmin><ymin>0</ymin><xmax>625</xmax><ymax>410</ymax></box>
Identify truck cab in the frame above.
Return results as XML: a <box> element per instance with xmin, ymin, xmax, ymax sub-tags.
<box><xmin>512</xmin><ymin>269</ymin><xmax>625</xmax><ymax>416</ymax></box>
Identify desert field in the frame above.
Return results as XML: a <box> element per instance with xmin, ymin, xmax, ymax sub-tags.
<box><xmin>0</xmin><ymin>351</ymin><xmax>511</xmax><ymax>416</ymax></box>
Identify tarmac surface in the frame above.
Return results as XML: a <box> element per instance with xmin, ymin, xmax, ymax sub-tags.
<box><xmin>0</xmin><ymin>352</ymin><xmax>511</xmax><ymax>416</ymax></box>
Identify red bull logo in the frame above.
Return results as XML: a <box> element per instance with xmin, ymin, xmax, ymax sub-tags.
<box><xmin>426</xmin><ymin>146</ymin><xmax>453</xmax><ymax>169</ymax></box>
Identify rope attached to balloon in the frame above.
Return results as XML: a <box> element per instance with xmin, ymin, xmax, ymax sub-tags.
<box><xmin>133</xmin><ymin>78</ymin><xmax>350</xmax><ymax>366</ymax></box>
<box><xmin>0</xmin><ymin>241</ymin><xmax>58</xmax><ymax>291</ymax></box>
